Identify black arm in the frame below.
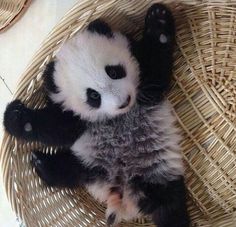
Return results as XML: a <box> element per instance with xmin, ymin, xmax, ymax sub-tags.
<box><xmin>132</xmin><ymin>4</ymin><xmax>176</xmax><ymax>105</ymax></box>
<box><xmin>3</xmin><ymin>100</ymin><xmax>86</xmax><ymax>147</ymax></box>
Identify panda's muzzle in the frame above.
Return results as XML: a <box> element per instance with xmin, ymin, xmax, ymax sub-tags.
<box><xmin>119</xmin><ymin>95</ymin><xmax>131</xmax><ymax>109</ymax></box>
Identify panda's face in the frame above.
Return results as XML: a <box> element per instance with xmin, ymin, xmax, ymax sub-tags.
<box><xmin>51</xmin><ymin>28</ymin><xmax>139</xmax><ymax>122</ymax></box>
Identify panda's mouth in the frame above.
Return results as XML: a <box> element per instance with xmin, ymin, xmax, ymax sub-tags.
<box><xmin>119</xmin><ymin>95</ymin><xmax>131</xmax><ymax>109</ymax></box>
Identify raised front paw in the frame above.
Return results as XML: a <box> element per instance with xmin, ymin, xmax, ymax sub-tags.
<box><xmin>144</xmin><ymin>3</ymin><xmax>175</xmax><ymax>44</ymax></box>
<box><xmin>3</xmin><ymin>100</ymin><xmax>33</xmax><ymax>138</ymax></box>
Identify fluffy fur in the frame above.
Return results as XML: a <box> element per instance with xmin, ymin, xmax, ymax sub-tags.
<box><xmin>76</xmin><ymin>101</ymin><xmax>184</xmax><ymax>224</ymax></box>
<box><xmin>72</xmin><ymin>102</ymin><xmax>183</xmax><ymax>184</ymax></box>
<box><xmin>3</xmin><ymin>4</ymin><xmax>190</xmax><ymax>227</ymax></box>
<box><xmin>51</xmin><ymin>30</ymin><xmax>139</xmax><ymax>122</ymax></box>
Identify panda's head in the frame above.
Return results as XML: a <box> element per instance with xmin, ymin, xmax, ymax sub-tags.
<box><xmin>50</xmin><ymin>20</ymin><xmax>139</xmax><ymax>122</ymax></box>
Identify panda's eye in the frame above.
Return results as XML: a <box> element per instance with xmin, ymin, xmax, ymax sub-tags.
<box><xmin>90</xmin><ymin>91</ymin><xmax>100</xmax><ymax>99</ymax></box>
<box><xmin>86</xmin><ymin>88</ymin><xmax>101</xmax><ymax>108</ymax></box>
<box><xmin>105</xmin><ymin>65</ymin><xmax>126</xmax><ymax>79</ymax></box>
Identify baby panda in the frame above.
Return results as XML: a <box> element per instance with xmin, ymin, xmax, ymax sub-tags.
<box><xmin>4</xmin><ymin>4</ymin><xmax>189</xmax><ymax>227</ymax></box>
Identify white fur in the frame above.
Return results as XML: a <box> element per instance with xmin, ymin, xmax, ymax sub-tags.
<box><xmin>86</xmin><ymin>181</ymin><xmax>111</xmax><ymax>203</ymax></box>
<box><xmin>50</xmin><ymin>30</ymin><xmax>140</xmax><ymax>122</ymax></box>
<box><xmin>71</xmin><ymin>132</ymin><xmax>95</xmax><ymax>165</ymax></box>
<box><xmin>121</xmin><ymin>189</ymin><xmax>141</xmax><ymax>221</ymax></box>
<box><xmin>86</xmin><ymin>182</ymin><xmax>141</xmax><ymax>222</ymax></box>
<box><xmin>148</xmin><ymin>101</ymin><xmax>184</xmax><ymax>179</ymax></box>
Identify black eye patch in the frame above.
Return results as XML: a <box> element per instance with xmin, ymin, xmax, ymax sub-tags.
<box><xmin>86</xmin><ymin>88</ymin><xmax>101</xmax><ymax>108</ymax></box>
<box><xmin>105</xmin><ymin>65</ymin><xmax>126</xmax><ymax>80</ymax></box>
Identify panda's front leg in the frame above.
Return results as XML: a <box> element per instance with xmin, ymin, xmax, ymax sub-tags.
<box><xmin>135</xmin><ymin>3</ymin><xmax>176</xmax><ymax>105</ymax></box>
<box><xmin>3</xmin><ymin>100</ymin><xmax>86</xmax><ymax>146</ymax></box>
<box><xmin>31</xmin><ymin>149</ymin><xmax>108</xmax><ymax>188</ymax></box>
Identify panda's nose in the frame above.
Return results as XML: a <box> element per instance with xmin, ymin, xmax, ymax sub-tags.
<box><xmin>119</xmin><ymin>95</ymin><xmax>131</xmax><ymax>109</ymax></box>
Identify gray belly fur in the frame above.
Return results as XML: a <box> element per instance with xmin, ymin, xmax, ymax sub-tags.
<box><xmin>71</xmin><ymin>100</ymin><xmax>184</xmax><ymax>185</ymax></box>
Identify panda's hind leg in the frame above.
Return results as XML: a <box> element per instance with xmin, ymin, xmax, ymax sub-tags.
<box><xmin>31</xmin><ymin>149</ymin><xmax>107</xmax><ymax>188</ymax></box>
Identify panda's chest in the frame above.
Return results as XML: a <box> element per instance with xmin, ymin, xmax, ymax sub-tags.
<box><xmin>71</xmin><ymin>105</ymin><xmax>158</xmax><ymax>172</ymax></box>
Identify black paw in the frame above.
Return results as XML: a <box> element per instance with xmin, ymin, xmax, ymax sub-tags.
<box><xmin>4</xmin><ymin>100</ymin><xmax>33</xmax><ymax>138</ymax></box>
<box><xmin>31</xmin><ymin>151</ymin><xmax>58</xmax><ymax>187</ymax></box>
<box><xmin>144</xmin><ymin>3</ymin><xmax>175</xmax><ymax>44</ymax></box>
<box><xmin>31</xmin><ymin>150</ymin><xmax>83</xmax><ymax>188</ymax></box>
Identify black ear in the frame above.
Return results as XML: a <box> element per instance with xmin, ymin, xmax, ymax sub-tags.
<box><xmin>43</xmin><ymin>61</ymin><xmax>58</xmax><ymax>94</ymax></box>
<box><xmin>87</xmin><ymin>19</ymin><xmax>113</xmax><ymax>38</ymax></box>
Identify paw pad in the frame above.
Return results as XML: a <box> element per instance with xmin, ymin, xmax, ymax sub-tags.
<box><xmin>158</xmin><ymin>19</ymin><xmax>166</xmax><ymax>24</ymax></box>
<box><xmin>24</xmin><ymin>122</ymin><xmax>32</xmax><ymax>132</ymax></box>
<box><xmin>144</xmin><ymin>4</ymin><xmax>175</xmax><ymax>44</ymax></box>
<box><xmin>159</xmin><ymin>34</ymin><xmax>168</xmax><ymax>44</ymax></box>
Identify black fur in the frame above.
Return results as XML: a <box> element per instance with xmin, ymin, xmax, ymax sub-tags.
<box><xmin>31</xmin><ymin>149</ymin><xmax>108</xmax><ymax>188</ymax></box>
<box><xmin>43</xmin><ymin>61</ymin><xmax>58</xmax><ymax>94</ymax></box>
<box><xmin>107</xmin><ymin>213</ymin><xmax>116</xmax><ymax>226</ymax></box>
<box><xmin>130</xmin><ymin>4</ymin><xmax>189</xmax><ymax>226</ymax></box>
<box><xmin>87</xmin><ymin>19</ymin><xmax>113</xmax><ymax>38</ymax></box>
<box><xmin>132</xmin><ymin>3</ymin><xmax>175</xmax><ymax>106</ymax></box>
<box><xmin>131</xmin><ymin>176</ymin><xmax>189</xmax><ymax>227</ymax></box>
<box><xmin>105</xmin><ymin>64</ymin><xmax>126</xmax><ymax>80</ymax></box>
<box><xmin>4</xmin><ymin>100</ymin><xmax>86</xmax><ymax>146</ymax></box>
<box><xmin>86</xmin><ymin>88</ymin><xmax>101</xmax><ymax>108</ymax></box>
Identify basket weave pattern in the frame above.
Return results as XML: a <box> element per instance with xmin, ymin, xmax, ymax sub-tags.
<box><xmin>0</xmin><ymin>0</ymin><xmax>31</xmax><ymax>32</ymax></box>
<box><xmin>1</xmin><ymin>0</ymin><xmax>236</xmax><ymax>226</ymax></box>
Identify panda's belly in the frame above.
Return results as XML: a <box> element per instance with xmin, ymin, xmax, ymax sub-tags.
<box><xmin>71</xmin><ymin>128</ymin><xmax>144</xmax><ymax>221</ymax></box>
<box><xmin>71</xmin><ymin>101</ymin><xmax>183</xmax><ymax>184</ymax></box>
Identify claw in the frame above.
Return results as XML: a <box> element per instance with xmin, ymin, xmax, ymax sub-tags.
<box><xmin>107</xmin><ymin>213</ymin><xmax>116</xmax><ymax>226</ymax></box>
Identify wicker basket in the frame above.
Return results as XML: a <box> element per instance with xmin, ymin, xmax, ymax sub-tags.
<box><xmin>0</xmin><ymin>0</ymin><xmax>31</xmax><ymax>33</ymax></box>
<box><xmin>1</xmin><ymin>0</ymin><xmax>236</xmax><ymax>226</ymax></box>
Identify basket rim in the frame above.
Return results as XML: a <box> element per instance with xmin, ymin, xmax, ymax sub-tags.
<box><xmin>0</xmin><ymin>0</ymin><xmax>32</xmax><ymax>33</ymax></box>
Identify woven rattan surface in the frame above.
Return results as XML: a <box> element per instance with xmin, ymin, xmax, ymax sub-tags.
<box><xmin>0</xmin><ymin>0</ymin><xmax>31</xmax><ymax>33</ymax></box>
<box><xmin>1</xmin><ymin>0</ymin><xmax>236</xmax><ymax>226</ymax></box>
